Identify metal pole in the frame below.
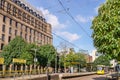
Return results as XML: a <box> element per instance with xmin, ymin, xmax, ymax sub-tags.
<box><xmin>47</xmin><ymin>63</ymin><xmax>50</xmax><ymax>80</ymax></box>
<box><xmin>59</xmin><ymin>55</ymin><xmax>60</xmax><ymax>73</ymax></box>
<box><xmin>79</xmin><ymin>64</ymin><xmax>80</xmax><ymax>73</ymax></box>
<box><xmin>34</xmin><ymin>49</ymin><xmax>37</xmax><ymax>74</ymax></box>
<box><xmin>13</xmin><ymin>63</ymin><xmax>15</xmax><ymax>80</ymax></box>
<box><xmin>55</xmin><ymin>49</ymin><xmax>57</xmax><ymax>73</ymax></box>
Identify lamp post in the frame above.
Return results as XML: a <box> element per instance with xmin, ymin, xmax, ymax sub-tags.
<box><xmin>55</xmin><ymin>48</ymin><xmax>57</xmax><ymax>73</ymax></box>
<box><xmin>58</xmin><ymin>54</ymin><xmax>61</xmax><ymax>73</ymax></box>
<box><xmin>31</xmin><ymin>40</ymin><xmax>41</xmax><ymax>73</ymax></box>
<box><xmin>55</xmin><ymin>45</ymin><xmax>61</xmax><ymax>73</ymax></box>
<box><xmin>33</xmin><ymin>48</ymin><xmax>38</xmax><ymax>64</ymax></box>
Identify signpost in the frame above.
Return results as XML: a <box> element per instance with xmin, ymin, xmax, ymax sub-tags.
<box><xmin>13</xmin><ymin>58</ymin><xmax>26</xmax><ymax>64</ymax></box>
<box><xmin>0</xmin><ymin>58</ymin><xmax>4</xmax><ymax>64</ymax></box>
<box><xmin>0</xmin><ymin>58</ymin><xmax>4</xmax><ymax>76</ymax></box>
<box><xmin>12</xmin><ymin>58</ymin><xmax>26</xmax><ymax>80</ymax></box>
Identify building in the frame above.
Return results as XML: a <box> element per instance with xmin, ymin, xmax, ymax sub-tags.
<box><xmin>0</xmin><ymin>0</ymin><xmax>53</xmax><ymax>52</ymax></box>
<box><xmin>91</xmin><ymin>50</ymin><xmax>102</xmax><ymax>62</ymax></box>
<box><xmin>82</xmin><ymin>53</ymin><xmax>92</xmax><ymax>63</ymax></box>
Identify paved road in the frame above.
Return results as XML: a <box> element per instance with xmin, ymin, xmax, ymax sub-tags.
<box><xmin>62</xmin><ymin>74</ymin><xmax>107</xmax><ymax>80</ymax></box>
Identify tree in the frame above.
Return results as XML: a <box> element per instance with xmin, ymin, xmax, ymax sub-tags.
<box><xmin>1</xmin><ymin>36</ymin><xmax>27</xmax><ymax>65</ymax></box>
<box><xmin>38</xmin><ymin>44</ymin><xmax>56</xmax><ymax>68</ymax></box>
<box><xmin>91</xmin><ymin>0</ymin><xmax>120</xmax><ymax>60</ymax></box>
<box><xmin>94</xmin><ymin>55</ymin><xmax>111</xmax><ymax>66</ymax></box>
<box><xmin>65</xmin><ymin>53</ymin><xmax>77</xmax><ymax>67</ymax></box>
<box><xmin>76</xmin><ymin>53</ymin><xmax>86</xmax><ymax>67</ymax></box>
<box><xmin>19</xmin><ymin>43</ymin><xmax>37</xmax><ymax>65</ymax></box>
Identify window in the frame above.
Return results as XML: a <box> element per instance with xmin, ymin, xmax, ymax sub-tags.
<box><xmin>20</xmin><ymin>32</ymin><xmax>22</xmax><ymax>37</ymax></box>
<box><xmin>9</xmin><ymin>27</ymin><xmax>12</xmax><ymax>34</ymax></box>
<box><xmin>33</xmin><ymin>37</ymin><xmax>35</xmax><ymax>42</ymax></box>
<box><xmin>13</xmin><ymin>7</ymin><xmax>16</xmax><ymax>16</ymax></box>
<box><xmin>0</xmin><ymin>0</ymin><xmax>5</xmax><ymax>10</ymax></box>
<box><xmin>7</xmin><ymin>3</ymin><xmax>11</xmax><ymax>14</ymax></box>
<box><xmin>10</xmin><ymin>18</ymin><xmax>12</xmax><ymax>25</ymax></box>
<box><xmin>2</xmin><ymin>34</ymin><xmax>5</xmax><ymax>41</ymax></box>
<box><xmin>2</xmin><ymin>24</ymin><xmax>5</xmax><ymax>32</ymax></box>
<box><xmin>3</xmin><ymin>15</ymin><xmax>6</xmax><ymax>23</ymax></box>
<box><xmin>29</xmin><ymin>35</ymin><xmax>31</xmax><ymax>42</ymax></box>
<box><xmin>15</xmin><ymin>30</ymin><xmax>17</xmax><ymax>36</ymax></box>
<box><xmin>21</xmin><ymin>24</ymin><xmax>23</xmax><ymax>30</ymax></box>
<box><xmin>25</xmin><ymin>34</ymin><xmax>27</xmax><ymax>40</ymax></box>
<box><xmin>34</xmin><ymin>30</ymin><xmax>35</xmax><ymax>35</ymax></box>
<box><xmin>23</xmin><ymin>13</ymin><xmax>26</xmax><ymax>21</ymax></box>
<box><xmin>1</xmin><ymin>43</ymin><xmax>4</xmax><ymax>50</ymax></box>
<box><xmin>30</xmin><ymin>28</ymin><xmax>32</xmax><ymax>34</ymax></box>
<box><xmin>47</xmin><ymin>37</ymin><xmax>49</xmax><ymax>44</ymax></box>
<box><xmin>15</xmin><ymin>22</ymin><xmax>18</xmax><ymax>28</ymax></box>
<box><xmin>31</xmin><ymin>17</ymin><xmax>34</xmax><ymax>26</ymax></box>
<box><xmin>8</xmin><ymin>36</ymin><xmax>11</xmax><ymax>42</ymax></box>
<box><xmin>18</xmin><ymin>10</ymin><xmax>22</xmax><ymax>19</ymax></box>
<box><xmin>25</xmin><ymin>26</ymin><xmax>27</xmax><ymax>32</ymax></box>
<box><xmin>25</xmin><ymin>6</ymin><xmax>29</xmax><ymax>11</ymax></box>
<box><xmin>27</xmin><ymin>15</ymin><xmax>30</xmax><ymax>23</ymax></box>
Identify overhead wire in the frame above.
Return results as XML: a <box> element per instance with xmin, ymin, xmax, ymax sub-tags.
<box><xmin>41</xmin><ymin>0</ymin><xmax>89</xmax><ymax>51</ymax></box>
<box><xmin>57</xmin><ymin>0</ymin><xmax>91</xmax><ymax>38</ymax></box>
<box><xmin>52</xmin><ymin>32</ymin><xmax>87</xmax><ymax>51</ymax></box>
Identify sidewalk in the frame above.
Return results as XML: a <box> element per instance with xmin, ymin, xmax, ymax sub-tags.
<box><xmin>0</xmin><ymin>72</ymin><xmax>96</xmax><ymax>80</ymax></box>
<box><xmin>61</xmin><ymin>72</ymin><xmax>96</xmax><ymax>79</ymax></box>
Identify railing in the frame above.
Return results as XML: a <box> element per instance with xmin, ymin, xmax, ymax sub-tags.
<box><xmin>0</xmin><ymin>69</ymin><xmax>50</xmax><ymax>78</ymax></box>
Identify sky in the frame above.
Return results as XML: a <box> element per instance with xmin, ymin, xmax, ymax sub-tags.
<box><xmin>26</xmin><ymin>0</ymin><xmax>105</xmax><ymax>54</ymax></box>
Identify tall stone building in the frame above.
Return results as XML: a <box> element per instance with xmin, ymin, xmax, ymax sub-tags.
<box><xmin>0</xmin><ymin>0</ymin><xmax>53</xmax><ymax>52</ymax></box>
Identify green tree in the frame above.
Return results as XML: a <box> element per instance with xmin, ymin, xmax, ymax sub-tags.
<box><xmin>1</xmin><ymin>36</ymin><xmax>27</xmax><ymax>65</ymax></box>
<box><xmin>91</xmin><ymin>0</ymin><xmax>120</xmax><ymax>60</ymax></box>
<box><xmin>19</xmin><ymin>43</ymin><xmax>37</xmax><ymax>65</ymax></box>
<box><xmin>94</xmin><ymin>55</ymin><xmax>110</xmax><ymax>66</ymax></box>
<box><xmin>38</xmin><ymin>44</ymin><xmax>56</xmax><ymax>68</ymax></box>
<box><xmin>76</xmin><ymin>53</ymin><xmax>86</xmax><ymax>67</ymax></box>
<box><xmin>65</xmin><ymin>50</ymin><xmax>79</xmax><ymax>67</ymax></box>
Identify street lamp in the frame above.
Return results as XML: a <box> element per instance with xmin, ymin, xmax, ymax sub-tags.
<box><xmin>31</xmin><ymin>40</ymin><xmax>41</xmax><ymax>73</ymax></box>
<box><xmin>55</xmin><ymin>46</ymin><xmax>61</xmax><ymax>73</ymax></box>
<box><xmin>32</xmin><ymin>48</ymin><xmax>38</xmax><ymax>63</ymax></box>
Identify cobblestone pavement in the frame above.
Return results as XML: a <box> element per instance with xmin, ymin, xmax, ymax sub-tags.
<box><xmin>62</xmin><ymin>74</ymin><xmax>107</xmax><ymax>80</ymax></box>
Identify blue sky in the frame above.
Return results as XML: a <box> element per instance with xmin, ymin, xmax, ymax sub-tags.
<box><xmin>26</xmin><ymin>0</ymin><xmax>105</xmax><ymax>54</ymax></box>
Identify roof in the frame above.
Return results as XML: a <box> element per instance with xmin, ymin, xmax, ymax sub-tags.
<box><xmin>20</xmin><ymin>0</ymin><xmax>44</xmax><ymax>17</ymax></box>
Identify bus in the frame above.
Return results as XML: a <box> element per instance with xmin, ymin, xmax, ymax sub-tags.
<box><xmin>97</xmin><ymin>65</ymin><xmax>105</xmax><ymax>75</ymax></box>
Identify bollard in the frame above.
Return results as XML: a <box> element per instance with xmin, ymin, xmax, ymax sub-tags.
<box><xmin>2</xmin><ymin>65</ymin><xmax>6</xmax><ymax>77</ymax></box>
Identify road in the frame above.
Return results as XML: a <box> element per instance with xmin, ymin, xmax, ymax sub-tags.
<box><xmin>62</xmin><ymin>74</ymin><xmax>107</xmax><ymax>80</ymax></box>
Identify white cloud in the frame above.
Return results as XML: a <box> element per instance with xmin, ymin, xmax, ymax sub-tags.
<box><xmin>56</xmin><ymin>31</ymin><xmax>81</xmax><ymax>42</ymax></box>
<box><xmin>94</xmin><ymin>6</ymin><xmax>99</xmax><ymax>14</ymax></box>
<box><xmin>37</xmin><ymin>7</ymin><xmax>66</xmax><ymax>31</ymax></box>
<box><xmin>76</xmin><ymin>15</ymin><xmax>93</xmax><ymax>23</ymax></box>
<box><xmin>37</xmin><ymin>7</ymin><xmax>80</xmax><ymax>42</ymax></box>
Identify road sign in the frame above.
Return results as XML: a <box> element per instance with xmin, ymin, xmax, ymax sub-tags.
<box><xmin>34</xmin><ymin>58</ymin><xmax>38</xmax><ymax>62</ymax></box>
<box><xmin>0</xmin><ymin>58</ymin><xmax>4</xmax><ymax>64</ymax></box>
<box><xmin>71</xmin><ymin>62</ymin><xmax>80</xmax><ymax>64</ymax></box>
<box><xmin>13</xmin><ymin>58</ymin><xmax>26</xmax><ymax>64</ymax></box>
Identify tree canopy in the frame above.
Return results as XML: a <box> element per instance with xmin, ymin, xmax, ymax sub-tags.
<box><xmin>91</xmin><ymin>0</ymin><xmax>120</xmax><ymax>60</ymax></box>
<box><xmin>94</xmin><ymin>55</ymin><xmax>111</xmax><ymax>66</ymax></box>
<box><xmin>63</xmin><ymin>50</ymin><xmax>86</xmax><ymax>67</ymax></box>
<box><xmin>38</xmin><ymin>44</ymin><xmax>56</xmax><ymax>67</ymax></box>
<box><xmin>1</xmin><ymin>36</ymin><xmax>27</xmax><ymax>65</ymax></box>
<box><xmin>0</xmin><ymin>36</ymin><xmax>56</xmax><ymax>67</ymax></box>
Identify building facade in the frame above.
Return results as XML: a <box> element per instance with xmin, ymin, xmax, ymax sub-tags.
<box><xmin>91</xmin><ymin>50</ymin><xmax>102</xmax><ymax>62</ymax></box>
<box><xmin>0</xmin><ymin>0</ymin><xmax>53</xmax><ymax>52</ymax></box>
<box><xmin>82</xmin><ymin>53</ymin><xmax>92</xmax><ymax>63</ymax></box>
